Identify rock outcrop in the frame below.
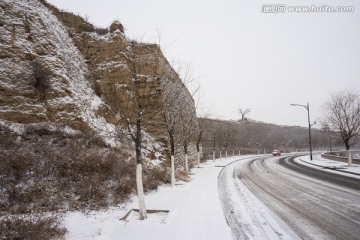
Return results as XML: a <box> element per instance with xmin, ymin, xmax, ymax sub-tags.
<box><xmin>0</xmin><ymin>0</ymin><xmax>113</xmax><ymax>135</ymax></box>
<box><xmin>0</xmin><ymin>0</ymin><xmax>199</xmax><ymax>164</ymax></box>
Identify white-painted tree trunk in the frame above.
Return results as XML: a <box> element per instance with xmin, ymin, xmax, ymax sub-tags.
<box><xmin>197</xmin><ymin>151</ymin><xmax>201</xmax><ymax>168</ymax></box>
<box><xmin>171</xmin><ymin>155</ymin><xmax>175</xmax><ymax>187</ymax></box>
<box><xmin>220</xmin><ymin>151</ymin><xmax>222</xmax><ymax>159</ymax></box>
<box><xmin>233</xmin><ymin>150</ymin><xmax>235</xmax><ymax>156</ymax></box>
<box><xmin>136</xmin><ymin>163</ymin><xmax>147</xmax><ymax>220</ymax></box>
<box><xmin>185</xmin><ymin>154</ymin><xmax>189</xmax><ymax>172</ymax></box>
<box><xmin>347</xmin><ymin>149</ymin><xmax>352</xmax><ymax>166</ymax></box>
<box><xmin>213</xmin><ymin>151</ymin><xmax>215</xmax><ymax>161</ymax></box>
<box><xmin>225</xmin><ymin>151</ymin><xmax>228</xmax><ymax>158</ymax></box>
<box><xmin>239</xmin><ymin>150</ymin><xmax>241</xmax><ymax>156</ymax></box>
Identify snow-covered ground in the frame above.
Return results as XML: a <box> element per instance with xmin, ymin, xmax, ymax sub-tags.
<box><xmin>64</xmin><ymin>156</ymin><xmax>242</xmax><ymax>240</ymax></box>
<box><xmin>64</xmin><ymin>154</ymin><xmax>360</xmax><ymax>239</ymax></box>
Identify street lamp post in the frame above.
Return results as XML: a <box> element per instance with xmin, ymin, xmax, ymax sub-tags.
<box><xmin>290</xmin><ymin>103</ymin><xmax>313</xmax><ymax>160</ymax></box>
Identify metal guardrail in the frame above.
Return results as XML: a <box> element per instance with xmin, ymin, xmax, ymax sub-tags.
<box><xmin>321</xmin><ymin>150</ymin><xmax>360</xmax><ymax>164</ymax></box>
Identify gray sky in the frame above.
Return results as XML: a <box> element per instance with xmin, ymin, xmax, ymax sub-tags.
<box><xmin>47</xmin><ymin>0</ymin><xmax>360</xmax><ymax>128</ymax></box>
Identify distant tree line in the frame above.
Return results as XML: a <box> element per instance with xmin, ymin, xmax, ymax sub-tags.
<box><xmin>198</xmin><ymin>118</ymin><xmax>343</xmax><ymax>159</ymax></box>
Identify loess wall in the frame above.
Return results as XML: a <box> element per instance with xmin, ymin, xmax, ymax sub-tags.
<box><xmin>0</xmin><ymin>0</ymin><xmax>199</xmax><ymax>164</ymax></box>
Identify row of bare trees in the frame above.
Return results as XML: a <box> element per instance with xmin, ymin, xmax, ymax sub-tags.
<box><xmin>97</xmin><ymin>44</ymin><xmax>200</xmax><ymax>220</ymax></box>
<box><xmin>198</xmin><ymin>118</ymin><xmax>341</xmax><ymax>159</ymax></box>
<box><xmin>161</xmin><ymin>75</ymin><xmax>199</xmax><ymax>185</ymax></box>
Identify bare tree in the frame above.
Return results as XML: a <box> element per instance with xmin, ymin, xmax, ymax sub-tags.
<box><xmin>162</xmin><ymin>60</ymin><xmax>200</xmax><ymax>176</ymax></box>
<box><xmin>162</xmin><ymin>76</ymin><xmax>199</xmax><ymax>177</ymax></box>
<box><xmin>178</xmin><ymin>110</ymin><xmax>196</xmax><ymax>172</ymax></box>
<box><xmin>322</xmin><ymin>90</ymin><xmax>360</xmax><ymax>165</ymax></box>
<box><xmin>238</xmin><ymin>108</ymin><xmax>251</xmax><ymax>121</ymax></box>
<box><xmin>111</xmin><ymin>80</ymin><xmax>148</xmax><ymax>220</ymax></box>
<box><xmin>177</xmin><ymin>61</ymin><xmax>202</xmax><ymax>168</ymax></box>
<box><xmin>103</xmin><ymin>52</ymin><xmax>161</xmax><ymax>220</ymax></box>
<box><xmin>176</xmin><ymin>94</ymin><xmax>198</xmax><ymax>171</ymax></box>
<box><xmin>104</xmin><ymin>83</ymin><xmax>148</xmax><ymax>219</ymax></box>
<box><xmin>161</xmin><ymin>76</ymin><xmax>184</xmax><ymax>186</ymax></box>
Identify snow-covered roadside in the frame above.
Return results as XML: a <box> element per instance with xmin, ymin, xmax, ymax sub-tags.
<box><xmin>64</xmin><ymin>156</ymin><xmax>245</xmax><ymax>240</ymax></box>
<box><xmin>295</xmin><ymin>154</ymin><xmax>360</xmax><ymax>179</ymax></box>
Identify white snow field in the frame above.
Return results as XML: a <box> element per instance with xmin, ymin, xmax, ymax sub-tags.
<box><xmin>64</xmin><ymin>156</ymin><xmax>241</xmax><ymax>240</ymax></box>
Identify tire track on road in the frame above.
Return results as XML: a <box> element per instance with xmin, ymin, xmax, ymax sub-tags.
<box><xmin>220</xmin><ymin>154</ymin><xmax>360</xmax><ymax>240</ymax></box>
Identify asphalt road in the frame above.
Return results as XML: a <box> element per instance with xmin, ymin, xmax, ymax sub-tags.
<box><xmin>219</xmin><ymin>155</ymin><xmax>360</xmax><ymax>240</ymax></box>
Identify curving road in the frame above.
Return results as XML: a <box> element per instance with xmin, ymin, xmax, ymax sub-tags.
<box><xmin>218</xmin><ymin>155</ymin><xmax>360</xmax><ymax>240</ymax></box>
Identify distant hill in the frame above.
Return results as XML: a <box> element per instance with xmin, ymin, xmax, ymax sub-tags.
<box><xmin>198</xmin><ymin>118</ymin><xmax>342</xmax><ymax>158</ymax></box>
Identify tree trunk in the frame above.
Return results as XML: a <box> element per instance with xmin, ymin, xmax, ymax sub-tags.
<box><xmin>134</xmin><ymin>118</ymin><xmax>147</xmax><ymax>220</ymax></box>
<box><xmin>213</xmin><ymin>151</ymin><xmax>215</xmax><ymax>160</ymax></box>
<box><xmin>345</xmin><ymin>141</ymin><xmax>352</xmax><ymax>166</ymax></box>
<box><xmin>184</xmin><ymin>143</ymin><xmax>189</xmax><ymax>172</ymax></box>
<box><xmin>212</xmin><ymin>136</ymin><xmax>216</xmax><ymax>157</ymax></box>
<box><xmin>171</xmin><ymin>155</ymin><xmax>175</xmax><ymax>187</ymax></box>
<box><xmin>185</xmin><ymin>153</ymin><xmax>189</xmax><ymax>172</ymax></box>
<box><xmin>220</xmin><ymin>151</ymin><xmax>222</xmax><ymax>159</ymax></box>
<box><xmin>196</xmin><ymin>131</ymin><xmax>202</xmax><ymax>167</ymax></box>
<box><xmin>169</xmin><ymin>132</ymin><xmax>175</xmax><ymax>187</ymax></box>
<box><xmin>347</xmin><ymin>149</ymin><xmax>352</xmax><ymax>166</ymax></box>
<box><xmin>136</xmin><ymin>163</ymin><xmax>147</xmax><ymax>220</ymax></box>
<box><xmin>197</xmin><ymin>151</ymin><xmax>200</xmax><ymax>168</ymax></box>
<box><xmin>225</xmin><ymin>151</ymin><xmax>228</xmax><ymax>158</ymax></box>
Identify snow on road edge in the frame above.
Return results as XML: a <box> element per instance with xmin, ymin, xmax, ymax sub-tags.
<box><xmin>295</xmin><ymin>154</ymin><xmax>360</xmax><ymax>179</ymax></box>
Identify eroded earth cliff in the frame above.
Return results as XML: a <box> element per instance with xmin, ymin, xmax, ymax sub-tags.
<box><xmin>0</xmin><ymin>0</ymin><xmax>199</xmax><ymax>216</ymax></box>
<box><xmin>0</xmin><ymin>0</ymin><xmax>198</xmax><ymax>158</ymax></box>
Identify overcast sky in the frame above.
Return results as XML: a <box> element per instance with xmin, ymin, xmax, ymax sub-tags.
<box><xmin>47</xmin><ymin>0</ymin><xmax>360</xmax><ymax>128</ymax></box>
